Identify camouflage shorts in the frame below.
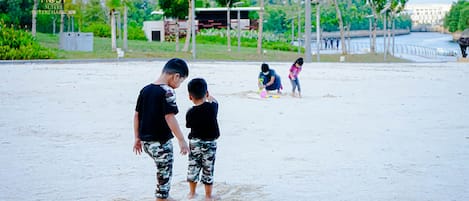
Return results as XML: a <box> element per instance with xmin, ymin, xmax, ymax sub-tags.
<box><xmin>187</xmin><ymin>138</ymin><xmax>217</xmax><ymax>185</ymax></box>
<box><xmin>143</xmin><ymin>140</ymin><xmax>174</xmax><ymax>199</ymax></box>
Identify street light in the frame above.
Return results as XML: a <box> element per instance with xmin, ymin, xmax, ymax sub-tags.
<box><xmin>191</xmin><ymin>0</ymin><xmax>196</xmax><ymax>59</ymax></box>
<box><xmin>233</xmin><ymin>1</ymin><xmax>244</xmax><ymax>52</ymax></box>
<box><xmin>313</xmin><ymin>0</ymin><xmax>321</xmax><ymax>62</ymax></box>
<box><xmin>365</xmin><ymin>15</ymin><xmax>373</xmax><ymax>53</ymax></box>
<box><xmin>305</xmin><ymin>0</ymin><xmax>312</xmax><ymax>62</ymax></box>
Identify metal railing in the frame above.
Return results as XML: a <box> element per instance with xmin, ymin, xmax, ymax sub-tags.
<box><xmin>315</xmin><ymin>41</ymin><xmax>459</xmax><ymax>59</ymax></box>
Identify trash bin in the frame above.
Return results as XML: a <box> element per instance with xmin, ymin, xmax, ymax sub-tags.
<box><xmin>59</xmin><ymin>32</ymin><xmax>93</xmax><ymax>52</ymax></box>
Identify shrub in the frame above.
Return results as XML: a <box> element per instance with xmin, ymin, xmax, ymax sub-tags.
<box><xmin>82</xmin><ymin>23</ymin><xmax>111</xmax><ymax>38</ymax></box>
<box><xmin>0</xmin><ymin>21</ymin><xmax>56</xmax><ymax>60</ymax></box>
<box><xmin>128</xmin><ymin>26</ymin><xmax>147</xmax><ymax>40</ymax></box>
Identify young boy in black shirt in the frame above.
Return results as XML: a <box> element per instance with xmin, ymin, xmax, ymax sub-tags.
<box><xmin>185</xmin><ymin>78</ymin><xmax>220</xmax><ymax>201</ymax></box>
<box><xmin>133</xmin><ymin>58</ymin><xmax>190</xmax><ymax>201</ymax></box>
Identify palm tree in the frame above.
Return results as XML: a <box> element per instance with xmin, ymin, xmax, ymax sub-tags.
<box><xmin>390</xmin><ymin>0</ymin><xmax>407</xmax><ymax>55</ymax></box>
<box><xmin>365</xmin><ymin>0</ymin><xmax>388</xmax><ymax>54</ymax></box>
<box><xmin>106</xmin><ymin>0</ymin><xmax>121</xmax><ymax>51</ymax></box>
<box><xmin>182</xmin><ymin>0</ymin><xmax>193</xmax><ymax>52</ymax></box>
<box><xmin>216</xmin><ymin>0</ymin><xmax>241</xmax><ymax>52</ymax></box>
<box><xmin>257</xmin><ymin>0</ymin><xmax>264</xmax><ymax>55</ymax></box>
<box><xmin>332</xmin><ymin>0</ymin><xmax>346</xmax><ymax>54</ymax></box>
<box><xmin>32</xmin><ymin>0</ymin><xmax>37</xmax><ymax>36</ymax></box>
<box><xmin>160</xmin><ymin>0</ymin><xmax>189</xmax><ymax>52</ymax></box>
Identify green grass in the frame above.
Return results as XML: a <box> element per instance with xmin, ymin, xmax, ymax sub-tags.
<box><xmin>36</xmin><ymin>32</ymin><xmax>409</xmax><ymax>62</ymax></box>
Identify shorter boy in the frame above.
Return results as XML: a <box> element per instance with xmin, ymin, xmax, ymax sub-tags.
<box><xmin>185</xmin><ymin>78</ymin><xmax>220</xmax><ymax>201</ymax></box>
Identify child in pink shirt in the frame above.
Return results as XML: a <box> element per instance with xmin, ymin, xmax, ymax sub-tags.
<box><xmin>288</xmin><ymin>57</ymin><xmax>303</xmax><ymax>97</ymax></box>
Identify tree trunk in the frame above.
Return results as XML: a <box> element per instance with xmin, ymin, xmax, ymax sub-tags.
<box><xmin>391</xmin><ymin>13</ymin><xmax>395</xmax><ymax>55</ymax></box>
<box><xmin>227</xmin><ymin>0</ymin><xmax>231</xmax><ymax>52</ymax></box>
<box><xmin>123</xmin><ymin>5</ymin><xmax>128</xmax><ymax>51</ymax></box>
<box><xmin>182</xmin><ymin>0</ymin><xmax>192</xmax><ymax>52</ymax></box>
<box><xmin>60</xmin><ymin>12</ymin><xmax>64</xmax><ymax>33</ymax></box>
<box><xmin>32</xmin><ymin>0</ymin><xmax>37</xmax><ymax>36</ymax></box>
<box><xmin>111</xmin><ymin>10</ymin><xmax>117</xmax><ymax>51</ymax></box>
<box><xmin>176</xmin><ymin>17</ymin><xmax>180</xmax><ymax>52</ymax></box>
<box><xmin>257</xmin><ymin>0</ymin><xmax>264</xmax><ymax>55</ymax></box>
<box><xmin>333</xmin><ymin>0</ymin><xmax>346</xmax><ymax>55</ymax></box>
<box><xmin>367</xmin><ymin>0</ymin><xmax>378</xmax><ymax>54</ymax></box>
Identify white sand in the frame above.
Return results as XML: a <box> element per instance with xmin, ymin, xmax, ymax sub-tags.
<box><xmin>0</xmin><ymin>60</ymin><xmax>468</xmax><ymax>201</ymax></box>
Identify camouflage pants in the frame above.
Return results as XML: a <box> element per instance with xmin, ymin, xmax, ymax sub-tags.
<box><xmin>143</xmin><ymin>140</ymin><xmax>173</xmax><ymax>199</ymax></box>
<box><xmin>187</xmin><ymin>138</ymin><xmax>217</xmax><ymax>185</ymax></box>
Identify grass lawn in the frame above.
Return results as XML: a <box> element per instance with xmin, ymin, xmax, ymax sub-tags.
<box><xmin>37</xmin><ymin>33</ymin><xmax>409</xmax><ymax>63</ymax></box>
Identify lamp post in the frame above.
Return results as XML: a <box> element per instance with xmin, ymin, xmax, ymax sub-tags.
<box><xmin>291</xmin><ymin>18</ymin><xmax>295</xmax><ymax>43</ymax></box>
<box><xmin>233</xmin><ymin>2</ymin><xmax>244</xmax><ymax>52</ymax></box>
<box><xmin>313</xmin><ymin>0</ymin><xmax>321</xmax><ymax>62</ymax></box>
<box><xmin>191</xmin><ymin>0</ymin><xmax>196</xmax><ymax>59</ymax></box>
<box><xmin>297</xmin><ymin>0</ymin><xmax>302</xmax><ymax>55</ymax></box>
<box><xmin>365</xmin><ymin>15</ymin><xmax>373</xmax><ymax>53</ymax></box>
<box><xmin>305</xmin><ymin>0</ymin><xmax>312</xmax><ymax>62</ymax></box>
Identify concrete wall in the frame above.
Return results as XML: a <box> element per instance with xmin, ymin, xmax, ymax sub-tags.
<box><xmin>142</xmin><ymin>21</ymin><xmax>165</xmax><ymax>42</ymax></box>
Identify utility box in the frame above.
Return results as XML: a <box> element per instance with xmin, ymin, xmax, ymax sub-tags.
<box><xmin>59</xmin><ymin>32</ymin><xmax>93</xmax><ymax>52</ymax></box>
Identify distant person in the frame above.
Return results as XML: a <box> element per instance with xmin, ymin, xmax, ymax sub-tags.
<box><xmin>186</xmin><ymin>78</ymin><xmax>220</xmax><ymax>201</ymax></box>
<box><xmin>258</xmin><ymin>63</ymin><xmax>282</xmax><ymax>93</ymax></box>
<box><xmin>336</xmin><ymin>38</ymin><xmax>340</xmax><ymax>49</ymax></box>
<box><xmin>330</xmin><ymin>38</ymin><xmax>334</xmax><ymax>50</ymax></box>
<box><xmin>133</xmin><ymin>58</ymin><xmax>190</xmax><ymax>201</ymax></box>
<box><xmin>458</xmin><ymin>30</ymin><xmax>469</xmax><ymax>58</ymax></box>
<box><xmin>288</xmin><ymin>57</ymin><xmax>304</xmax><ymax>98</ymax></box>
<box><xmin>324</xmin><ymin>38</ymin><xmax>328</xmax><ymax>49</ymax></box>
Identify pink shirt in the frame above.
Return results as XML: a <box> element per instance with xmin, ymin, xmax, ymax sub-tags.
<box><xmin>288</xmin><ymin>64</ymin><xmax>302</xmax><ymax>79</ymax></box>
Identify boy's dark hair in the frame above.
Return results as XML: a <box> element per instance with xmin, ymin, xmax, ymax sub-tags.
<box><xmin>295</xmin><ymin>57</ymin><xmax>304</xmax><ymax>66</ymax></box>
<box><xmin>188</xmin><ymin>78</ymin><xmax>208</xmax><ymax>99</ymax></box>
<box><xmin>261</xmin><ymin>63</ymin><xmax>270</xmax><ymax>73</ymax></box>
<box><xmin>162</xmin><ymin>58</ymin><xmax>189</xmax><ymax>77</ymax></box>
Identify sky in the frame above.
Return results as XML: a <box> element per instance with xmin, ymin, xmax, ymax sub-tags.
<box><xmin>408</xmin><ymin>0</ymin><xmax>456</xmax><ymax>4</ymax></box>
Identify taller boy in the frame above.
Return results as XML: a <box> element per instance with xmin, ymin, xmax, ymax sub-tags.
<box><xmin>133</xmin><ymin>58</ymin><xmax>190</xmax><ymax>201</ymax></box>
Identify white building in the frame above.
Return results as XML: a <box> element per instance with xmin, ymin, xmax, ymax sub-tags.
<box><xmin>405</xmin><ymin>4</ymin><xmax>451</xmax><ymax>25</ymax></box>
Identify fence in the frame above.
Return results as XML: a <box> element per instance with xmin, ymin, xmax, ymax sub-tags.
<box><xmin>312</xmin><ymin>41</ymin><xmax>459</xmax><ymax>59</ymax></box>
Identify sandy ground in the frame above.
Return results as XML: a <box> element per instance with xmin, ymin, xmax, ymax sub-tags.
<box><xmin>0</xmin><ymin>60</ymin><xmax>468</xmax><ymax>201</ymax></box>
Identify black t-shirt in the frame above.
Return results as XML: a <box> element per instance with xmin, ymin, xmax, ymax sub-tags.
<box><xmin>186</xmin><ymin>101</ymin><xmax>220</xmax><ymax>141</ymax></box>
<box><xmin>135</xmin><ymin>84</ymin><xmax>178</xmax><ymax>143</ymax></box>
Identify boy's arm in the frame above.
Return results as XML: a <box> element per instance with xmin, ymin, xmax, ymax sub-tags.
<box><xmin>133</xmin><ymin>112</ymin><xmax>142</xmax><ymax>155</ymax></box>
<box><xmin>207</xmin><ymin>95</ymin><xmax>217</xmax><ymax>103</ymax></box>
<box><xmin>165</xmin><ymin>114</ymin><xmax>189</xmax><ymax>155</ymax></box>
<box><xmin>265</xmin><ymin>75</ymin><xmax>275</xmax><ymax>87</ymax></box>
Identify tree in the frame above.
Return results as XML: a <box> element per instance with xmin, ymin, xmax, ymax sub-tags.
<box><xmin>32</xmin><ymin>0</ymin><xmax>37</xmax><ymax>36</ymax></box>
<box><xmin>160</xmin><ymin>0</ymin><xmax>189</xmax><ymax>51</ymax></box>
<box><xmin>365</xmin><ymin>0</ymin><xmax>389</xmax><ymax>54</ymax></box>
<box><xmin>215</xmin><ymin>0</ymin><xmax>241</xmax><ymax>52</ymax></box>
<box><xmin>444</xmin><ymin>0</ymin><xmax>469</xmax><ymax>32</ymax></box>
<box><xmin>263</xmin><ymin>7</ymin><xmax>288</xmax><ymax>34</ymax></box>
<box><xmin>182</xmin><ymin>0</ymin><xmax>193</xmax><ymax>52</ymax></box>
<box><xmin>106</xmin><ymin>0</ymin><xmax>121</xmax><ymax>51</ymax></box>
<box><xmin>332</xmin><ymin>0</ymin><xmax>346</xmax><ymax>54</ymax></box>
<box><xmin>257</xmin><ymin>0</ymin><xmax>264</xmax><ymax>55</ymax></box>
<box><xmin>389</xmin><ymin>0</ymin><xmax>407</xmax><ymax>55</ymax></box>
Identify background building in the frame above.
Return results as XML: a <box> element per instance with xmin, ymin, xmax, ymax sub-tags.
<box><xmin>405</xmin><ymin>3</ymin><xmax>451</xmax><ymax>32</ymax></box>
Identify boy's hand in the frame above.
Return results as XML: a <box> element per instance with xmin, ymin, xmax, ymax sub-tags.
<box><xmin>178</xmin><ymin>140</ymin><xmax>189</xmax><ymax>155</ymax></box>
<box><xmin>133</xmin><ymin>138</ymin><xmax>142</xmax><ymax>155</ymax></box>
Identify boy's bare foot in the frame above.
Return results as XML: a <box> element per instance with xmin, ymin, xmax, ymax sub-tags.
<box><xmin>187</xmin><ymin>192</ymin><xmax>197</xmax><ymax>199</ymax></box>
<box><xmin>205</xmin><ymin>195</ymin><xmax>220</xmax><ymax>201</ymax></box>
